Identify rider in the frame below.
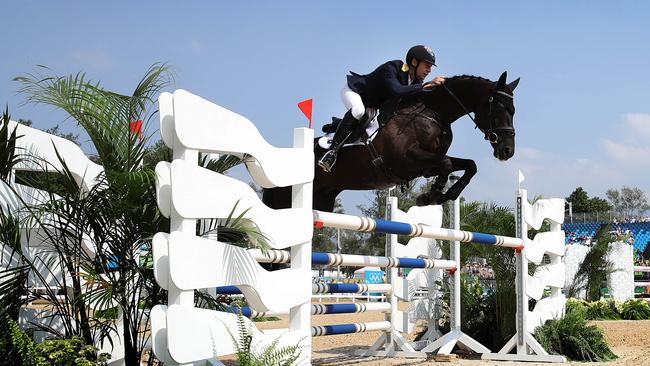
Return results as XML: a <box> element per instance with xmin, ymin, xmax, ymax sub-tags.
<box><xmin>317</xmin><ymin>45</ymin><xmax>445</xmax><ymax>172</ymax></box>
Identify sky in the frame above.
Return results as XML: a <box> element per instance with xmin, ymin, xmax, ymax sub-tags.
<box><xmin>2</xmin><ymin>1</ymin><xmax>650</xmax><ymax>215</ymax></box>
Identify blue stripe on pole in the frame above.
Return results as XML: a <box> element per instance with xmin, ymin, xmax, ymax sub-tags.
<box><xmin>216</xmin><ymin>286</ymin><xmax>241</xmax><ymax>294</ymax></box>
<box><xmin>470</xmin><ymin>232</ymin><xmax>498</xmax><ymax>245</ymax></box>
<box><xmin>374</xmin><ymin>219</ymin><xmax>413</xmax><ymax>235</ymax></box>
<box><xmin>312</xmin><ymin>252</ymin><xmax>331</xmax><ymax>265</ymax></box>
<box><xmin>227</xmin><ymin>307</ymin><xmax>253</xmax><ymax>317</ymax></box>
<box><xmin>397</xmin><ymin>257</ymin><xmax>426</xmax><ymax>268</ymax></box>
<box><xmin>324</xmin><ymin>304</ymin><xmax>358</xmax><ymax>314</ymax></box>
<box><xmin>318</xmin><ymin>323</ymin><xmax>358</xmax><ymax>335</ymax></box>
<box><xmin>325</xmin><ymin>284</ymin><xmax>360</xmax><ymax>293</ymax></box>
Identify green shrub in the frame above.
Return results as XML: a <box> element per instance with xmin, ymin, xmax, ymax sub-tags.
<box><xmin>534</xmin><ymin>310</ymin><xmax>617</xmax><ymax>362</ymax></box>
<box><xmin>0</xmin><ymin>315</ymin><xmax>42</xmax><ymax>366</ymax></box>
<box><xmin>565</xmin><ymin>298</ymin><xmax>588</xmax><ymax>317</ymax></box>
<box><xmin>229</xmin><ymin>310</ymin><xmax>305</xmax><ymax>366</ymax></box>
<box><xmin>619</xmin><ymin>299</ymin><xmax>650</xmax><ymax>320</ymax></box>
<box><xmin>585</xmin><ymin>299</ymin><xmax>620</xmax><ymax>320</ymax></box>
<box><xmin>0</xmin><ymin>316</ymin><xmax>110</xmax><ymax>366</ymax></box>
<box><xmin>34</xmin><ymin>336</ymin><xmax>110</xmax><ymax>366</ymax></box>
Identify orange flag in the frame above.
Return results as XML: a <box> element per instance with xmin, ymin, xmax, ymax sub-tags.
<box><xmin>129</xmin><ymin>119</ymin><xmax>143</xmax><ymax>140</ymax></box>
<box><xmin>297</xmin><ymin>99</ymin><xmax>313</xmax><ymax>128</ymax></box>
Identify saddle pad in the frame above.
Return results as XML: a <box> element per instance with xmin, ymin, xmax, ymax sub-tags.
<box><xmin>317</xmin><ymin>117</ymin><xmax>380</xmax><ymax>149</ymax></box>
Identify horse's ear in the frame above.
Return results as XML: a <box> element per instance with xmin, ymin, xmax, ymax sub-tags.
<box><xmin>496</xmin><ymin>71</ymin><xmax>508</xmax><ymax>88</ymax></box>
<box><xmin>508</xmin><ymin>78</ymin><xmax>520</xmax><ymax>92</ymax></box>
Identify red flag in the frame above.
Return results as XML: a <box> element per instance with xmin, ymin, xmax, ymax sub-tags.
<box><xmin>130</xmin><ymin>119</ymin><xmax>143</xmax><ymax>140</ymax></box>
<box><xmin>297</xmin><ymin>99</ymin><xmax>313</xmax><ymax>128</ymax></box>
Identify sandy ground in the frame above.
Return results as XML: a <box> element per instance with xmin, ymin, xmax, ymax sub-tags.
<box><xmin>221</xmin><ymin>300</ymin><xmax>650</xmax><ymax>366</ymax></box>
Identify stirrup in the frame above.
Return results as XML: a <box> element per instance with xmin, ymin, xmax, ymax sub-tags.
<box><xmin>317</xmin><ymin>150</ymin><xmax>337</xmax><ymax>172</ymax></box>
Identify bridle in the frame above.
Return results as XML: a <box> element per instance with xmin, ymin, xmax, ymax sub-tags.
<box><xmin>443</xmin><ymin>83</ymin><xmax>515</xmax><ymax>144</ymax></box>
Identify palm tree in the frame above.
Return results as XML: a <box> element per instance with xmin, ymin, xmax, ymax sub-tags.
<box><xmin>566</xmin><ymin>225</ymin><xmax>614</xmax><ymax>301</ymax></box>
<box><xmin>11</xmin><ymin>65</ymin><xmax>174</xmax><ymax>364</ymax></box>
<box><xmin>8</xmin><ymin>65</ymin><xmax>269</xmax><ymax>365</ymax></box>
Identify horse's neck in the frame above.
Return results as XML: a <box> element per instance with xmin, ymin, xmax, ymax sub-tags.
<box><xmin>428</xmin><ymin>79</ymin><xmax>488</xmax><ymax>124</ymax></box>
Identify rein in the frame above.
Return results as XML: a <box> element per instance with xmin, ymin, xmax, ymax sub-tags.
<box><xmin>442</xmin><ymin>83</ymin><xmax>514</xmax><ymax>143</ymax></box>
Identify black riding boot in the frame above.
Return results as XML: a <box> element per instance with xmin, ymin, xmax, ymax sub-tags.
<box><xmin>318</xmin><ymin>110</ymin><xmax>359</xmax><ymax>172</ymax></box>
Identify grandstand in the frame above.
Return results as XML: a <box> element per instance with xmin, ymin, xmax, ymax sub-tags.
<box><xmin>562</xmin><ymin>222</ymin><xmax>650</xmax><ymax>253</ymax></box>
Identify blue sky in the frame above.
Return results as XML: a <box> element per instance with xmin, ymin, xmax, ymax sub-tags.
<box><xmin>3</xmin><ymin>1</ymin><xmax>650</xmax><ymax>214</ymax></box>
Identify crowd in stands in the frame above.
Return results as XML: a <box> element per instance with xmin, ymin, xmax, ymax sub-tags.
<box><xmin>563</xmin><ymin>219</ymin><xmax>650</xmax><ymax>251</ymax></box>
<box><xmin>613</xmin><ymin>216</ymin><xmax>650</xmax><ymax>224</ymax></box>
<box><xmin>609</xmin><ymin>227</ymin><xmax>635</xmax><ymax>245</ymax></box>
<box><xmin>566</xmin><ymin>231</ymin><xmax>594</xmax><ymax>245</ymax></box>
<box><xmin>635</xmin><ymin>249</ymin><xmax>650</xmax><ymax>267</ymax></box>
<box><xmin>462</xmin><ymin>260</ymin><xmax>494</xmax><ymax>279</ymax></box>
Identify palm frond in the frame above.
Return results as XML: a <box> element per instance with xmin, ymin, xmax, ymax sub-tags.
<box><xmin>14</xmin><ymin>64</ymin><xmax>173</xmax><ymax>172</ymax></box>
<box><xmin>0</xmin><ymin>106</ymin><xmax>25</xmax><ymax>181</ymax></box>
<box><xmin>200</xmin><ymin>153</ymin><xmax>246</xmax><ymax>174</ymax></box>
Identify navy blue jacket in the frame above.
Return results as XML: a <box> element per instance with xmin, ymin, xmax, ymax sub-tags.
<box><xmin>346</xmin><ymin>60</ymin><xmax>424</xmax><ymax>108</ymax></box>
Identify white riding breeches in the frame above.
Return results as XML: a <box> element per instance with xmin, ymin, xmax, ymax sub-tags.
<box><xmin>340</xmin><ymin>84</ymin><xmax>365</xmax><ymax>120</ymax></box>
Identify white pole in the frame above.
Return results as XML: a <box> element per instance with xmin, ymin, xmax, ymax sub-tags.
<box><xmin>515</xmin><ymin>189</ymin><xmax>528</xmax><ymax>354</ymax></box>
<box><xmin>337</xmin><ymin>227</ymin><xmax>341</xmax><ymax>302</ymax></box>
<box><xmin>387</xmin><ymin>195</ymin><xmax>398</xmax><ymax>349</ymax></box>
<box><xmin>289</xmin><ymin>128</ymin><xmax>313</xmax><ymax>358</ymax></box>
<box><xmin>168</xmin><ymin>137</ymin><xmax>198</xmax><ymax>366</ymax></box>
<box><xmin>451</xmin><ymin>190</ymin><xmax>461</xmax><ymax>331</ymax></box>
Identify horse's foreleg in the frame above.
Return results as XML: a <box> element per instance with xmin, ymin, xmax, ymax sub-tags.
<box><xmin>440</xmin><ymin>157</ymin><xmax>477</xmax><ymax>203</ymax></box>
<box><xmin>415</xmin><ymin>156</ymin><xmax>453</xmax><ymax>206</ymax></box>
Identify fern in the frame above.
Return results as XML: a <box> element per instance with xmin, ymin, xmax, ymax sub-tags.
<box><xmin>228</xmin><ymin>310</ymin><xmax>305</xmax><ymax>366</ymax></box>
<box><xmin>3</xmin><ymin>315</ymin><xmax>42</xmax><ymax>365</ymax></box>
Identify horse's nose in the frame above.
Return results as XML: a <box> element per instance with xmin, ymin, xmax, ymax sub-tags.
<box><xmin>502</xmin><ymin>146</ymin><xmax>513</xmax><ymax>159</ymax></box>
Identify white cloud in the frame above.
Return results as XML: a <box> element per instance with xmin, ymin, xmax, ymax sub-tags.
<box><xmin>517</xmin><ymin>146</ymin><xmax>544</xmax><ymax>161</ymax></box>
<box><xmin>603</xmin><ymin>139</ymin><xmax>650</xmax><ymax>166</ymax></box>
<box><xmin>461</xmin><ymin>146</ymin><xmax>623</xmax><ymax>206</ymax></box>
<box><xmin>602</xmin><ymin>113</ymin><xmax>650</xmax><ymax>166</ymax></box>
<box><xmin>71</xmin><ymin>49</ymin><xmax>113</xmax><ymax>69</ymax></box>
<box><xmin>623</xmin><ymin>113</ymin><xmax>650</xmax><ymax>140</ymax></box>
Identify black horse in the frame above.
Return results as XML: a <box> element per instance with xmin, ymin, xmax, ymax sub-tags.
<box><xmin>263</xmin><ymin>72</ymin><xmax>520</xmax><ymax>212</ymax></box>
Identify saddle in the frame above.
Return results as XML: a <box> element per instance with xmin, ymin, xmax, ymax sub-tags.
<box><xmin>317</xmin><ymin>108</ymin><xmax>380</xmax><ymax>151</ymax></box>
<box><xmin>321</xmin><ymin>108</ymin><xmax>379</xmax><ymax>141</ymax></box>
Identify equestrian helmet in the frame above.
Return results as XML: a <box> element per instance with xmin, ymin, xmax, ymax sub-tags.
<box><xmin>406</xmin><ymin>45</ymin><xmax>436</xmax><ymax>66</ymax></box>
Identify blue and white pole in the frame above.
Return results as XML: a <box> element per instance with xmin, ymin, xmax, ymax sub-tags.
<box><xmin>313</xmin><ymin>210</ymin><xmax>524</xmax><ymax>249</ymax></box>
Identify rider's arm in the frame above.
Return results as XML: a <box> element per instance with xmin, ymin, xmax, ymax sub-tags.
<box><xmin>379</xmin><ymin>63</ymin><xmax>424</xmax><ymax>97</ymax></box>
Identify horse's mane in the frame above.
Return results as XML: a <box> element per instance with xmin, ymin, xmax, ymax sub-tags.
<box><xmin>445</xmin><ymin>74</ymin><xmax>494</xmax><ymax>83</ymax></box>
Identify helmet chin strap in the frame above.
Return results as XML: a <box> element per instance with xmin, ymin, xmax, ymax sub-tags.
<box><xmin>412</xmin><ymin>60</ymin><xmax>423</xmax><ymax>83</ymax></box>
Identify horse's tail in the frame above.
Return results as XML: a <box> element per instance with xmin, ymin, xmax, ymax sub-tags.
<box><xmin>261</xmin><ymin>186</ymin><xmax>293</xmax><ymax>209</ymax></box>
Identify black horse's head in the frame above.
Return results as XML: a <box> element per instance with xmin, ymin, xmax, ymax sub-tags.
<box><xmin>475</xmin><ymin>71</ymin><xmax>520</xmax><ymax>161</ymax></box>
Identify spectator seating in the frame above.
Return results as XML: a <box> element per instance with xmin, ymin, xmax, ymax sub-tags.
<box><xmin>562</xmin><ymin>222</ymin><xmax>650</xmax><ymax>253</ymax></box>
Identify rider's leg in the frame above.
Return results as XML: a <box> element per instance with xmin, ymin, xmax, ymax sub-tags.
<box><xmin>317</xmin><ymin>110</ymin><xmax>359</xmax><ymax>172</ymax></box>
<box><xmin>340</xmin><ymin>84</ymin><xmax>365</xmax><ymax>120</ymax></box>
<box><xmin>317</xmin><ymin>85</ymin><xmax>364</xmax><ymax>172</ymax></box>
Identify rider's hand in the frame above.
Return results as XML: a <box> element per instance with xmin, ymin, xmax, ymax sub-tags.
<box><xmin>423</xmin><ymin>76</ymin><xmax>445</xmax><ymax>90</ymax></box>
<box><xmin>432</xmin><ymin>76</ymin><xmax>445</xmax><ymax>85</ymax></box>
